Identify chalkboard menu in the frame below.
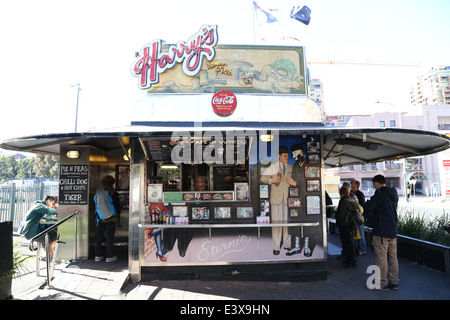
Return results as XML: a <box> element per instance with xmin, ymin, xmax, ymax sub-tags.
<box><xmin>59</xmin><ymin>165</ymin><xmax>89</xmax><ymax>205</ymax></box>
<box><xmin>143</xmin><ymin>139</ymin><xmax>173</xmax><ymax>161</ymax></box>
<box><xmin>212</xmin><ymin>165</ymin><xmax>234</xmax><ymax>190</ymax></box>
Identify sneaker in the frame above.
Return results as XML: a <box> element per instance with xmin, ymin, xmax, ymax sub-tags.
<box><xmin>388</xmin><ymin>283</ymin><xmax>399</xmax><ymax>290</ymax></box>
<box><xmin>380</xmin><ymin>284</ymin><xmax>390</xmax><ymax>291</ymax></box>
<box><xmin>95</xmin><ymin>256</ymin><xmax>104</xmax><ymax>262</ymax></box>
<box><xmin>105</xmin><ymin>256</ymin><xmax>117</xmax><ymax>263</ymax></box>
<box><xmin>359</xmin><ymin>251</ymin><xmax>367</xmax><ymax>255</ymax></box>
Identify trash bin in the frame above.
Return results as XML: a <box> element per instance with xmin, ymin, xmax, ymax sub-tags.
<box><xmin>0</xmin><ymin>221</ymin><xmax>13</xmax><ymax>299</ymax></box>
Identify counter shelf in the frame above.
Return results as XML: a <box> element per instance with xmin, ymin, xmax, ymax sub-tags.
<box><xmin>138</xmin><ymin>220</ymin><xmax>320</xmax><ymax>240</ymax></box>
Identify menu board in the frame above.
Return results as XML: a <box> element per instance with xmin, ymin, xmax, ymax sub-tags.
<box><xmin>143</xmin><ymin>139</ymin><xmax>173</xmax><ymax>161</ymax></box>
<box><xmin>59</xmin><ymin>165</ymin><xmax>89</xmax><ymax>205</ymax></box>
<box><xmin>212</xmin><ymin>165</ymin><xmax>234</xmax><ymax>190</ymax></box>
<box><xmin>163</xmin><ymin>191</ymin><xmax>234</xmax><ymax>202</ymax></box>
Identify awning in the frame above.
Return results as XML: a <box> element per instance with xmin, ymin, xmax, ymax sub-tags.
<box><xmin>1</xmin><ymin>123</ymin><xmax>449</xmax><ymax>168</ymax></box>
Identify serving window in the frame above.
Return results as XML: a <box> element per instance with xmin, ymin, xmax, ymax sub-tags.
<box><xmin>141</xmin><ymin>135</ymin><xmax>250</xmax><ymax>203</ymax></box>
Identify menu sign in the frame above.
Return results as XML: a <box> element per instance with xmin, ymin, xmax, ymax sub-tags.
<box><xmin>59</xmin><ymin>165</ymin><xmax>89</xmax><ymax>205</ymax></box>
<box><xmin>212</xmin><ymin>165</ymin><xmax>234</xmax><ymax>190</ymax></box>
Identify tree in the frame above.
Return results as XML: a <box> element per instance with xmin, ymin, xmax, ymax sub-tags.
<box><xmin>33</xmin><ymin>155</ymin><xmax>59</xmax><ymax>178</ymax></box>
<box><xmin>15</xmin><ymin>157</ymin><xmax>35</xmax><ymax>179</ymax></box>
<box><xmin>0</xmin><ymin>156</ymin><xmax>17</xmax><ymax>182</ymax></box>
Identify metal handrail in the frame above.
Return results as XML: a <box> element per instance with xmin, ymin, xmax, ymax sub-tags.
<box><xmin>28</xmin><ymin>210</ymin><xmax>81</xmax><ymax>250</ymax></box>
<box><xmin>29</xmin><ymin>210</ymin><xmax>81</xmax><ymax>288</ymax></box>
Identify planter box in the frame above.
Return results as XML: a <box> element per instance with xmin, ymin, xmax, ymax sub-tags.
<box><xmin>397</xmin><ymin>234</ymin><xmax>450</xmax><ymax>277</ymax></box>
<box><xmin>0</xmin><ymin>221</ymin><xmax>13</xmax><ymax>275</ymax></box>
<box><xmin>0</xmin><ymin>274</ymin><xmax>12</xmax><ymax>300</ymax></box>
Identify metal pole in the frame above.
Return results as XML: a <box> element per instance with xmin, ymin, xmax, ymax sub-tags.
<box><xmin>9</xmin><ymin>183</ymin><xmax>15</xmax><ymax>223</ymax></box>
<box><xmin>75</xmin><ymin>84</ymin><xmax>80</xmax><ymax>132</ymax></box>
<box><xmin>45</xmin><ymin>234</ymin><xmax>52</xmax><ymax>288</ymax></box>
<box><xmin>36</xmin><ymin>244</ymin><xmax>41</xmax><ymax>277</ymax></box>
<box><xmin>73</xmin><ymin>215</ymin><xmax>77</xmax><ymax>261</ymax></box>
<box><xmin>70</xmin><ymin>83</ymin><xmax>81</xmax><ymax>132</ymax></box>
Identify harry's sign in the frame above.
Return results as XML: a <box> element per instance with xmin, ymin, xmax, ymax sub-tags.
<box><xmin>131</xmin><ymin>25</ymin><xmax>219</xmax><ymax>90</ymax></box>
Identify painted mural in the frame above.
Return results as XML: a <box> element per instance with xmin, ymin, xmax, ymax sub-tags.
<box><xmin>145</xmin><ymin>45</ymin><xmax>307</xmax><ymax>95</ymax></box>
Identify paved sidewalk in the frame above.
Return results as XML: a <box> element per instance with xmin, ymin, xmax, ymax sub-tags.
<box><xmin>11</xmin><ymin>234</ymin><xmax>450</xmax><ymax>301</ymax></box>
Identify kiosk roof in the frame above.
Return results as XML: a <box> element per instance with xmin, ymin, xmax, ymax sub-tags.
<box><xmin>1</xmin><ymin>124</ymin><xmax>449</xmax><ymax>168</ymax></box>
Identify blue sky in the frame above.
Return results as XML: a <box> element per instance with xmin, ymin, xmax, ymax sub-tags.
<box><xmin>0</xmin><ymin>0</ymin><xmax>449</xmax><ymax>139</ymax></box>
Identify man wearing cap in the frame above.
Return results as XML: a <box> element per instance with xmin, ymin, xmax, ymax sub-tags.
<box><xmin>261</xmin><ymin>145</ymin><xmax>293</xmax><ymax>255</ymax></box>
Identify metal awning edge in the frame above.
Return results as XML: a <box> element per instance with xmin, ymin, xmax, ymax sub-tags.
<box><xmin>1</xmin><ymin>125</ymin><xmax>449</xmax><ymax>166</ymax></box>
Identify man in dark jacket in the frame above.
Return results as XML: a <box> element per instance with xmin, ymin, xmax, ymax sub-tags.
<box><xmin>19</xmin><ymin>195</ymin><xmax>59</xmax><ymax>258</ymax></box>
<box><xmin>364</xmin><ymin>174</ymin><xmax>399</xmax><ymax>290</ymax></box>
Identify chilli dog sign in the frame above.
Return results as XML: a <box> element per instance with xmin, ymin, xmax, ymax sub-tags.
<box><xmin>131</xmin><ymin>25</ymin><xmax>219</xmax><ymax>90</ymax></box>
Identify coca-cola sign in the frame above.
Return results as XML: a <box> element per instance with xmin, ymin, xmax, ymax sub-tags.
<box><xmin>131</xmin><ymin>25</ymin><xmax>219</xmax><ymax>90</ymax></box>
<box><xmin>211</xmin><ymin>90</ymin><xmax>237</xmax><ymax>117</ymax></box>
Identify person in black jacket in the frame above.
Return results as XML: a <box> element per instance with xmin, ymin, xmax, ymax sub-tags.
<box><xmin>336</xmin><ymin>186</ymin><xmax>357</xmax><ymax>268</ymax></box>
<box><xmin>364</xmin><ymin>174</ymin><xmax>399</xmax><ymax>290</ymax></box>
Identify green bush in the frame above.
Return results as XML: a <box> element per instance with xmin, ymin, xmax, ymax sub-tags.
<box><xmin>398</xmin><ymin>210</ymin><xmax>450</xmax><ymax>246</ymax></box>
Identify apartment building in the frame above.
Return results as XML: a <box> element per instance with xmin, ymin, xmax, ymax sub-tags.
<box><xmin>308</xmin><ymin>79</ymin><xmax>324</xmax><ymax>119</ymax></box>
<box><xmin>410</xmin><ymin>66</ymin><xmax>450</xmax><ymax>108</ymax></box>
<box><xmin>329</xmin><ymin>105</ymin><xmax>450</xmax><ymax>198</ymax></box>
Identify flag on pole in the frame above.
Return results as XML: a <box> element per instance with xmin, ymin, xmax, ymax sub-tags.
<box><xmin>253</xmin><ymin>1</ymin><xmax>279</xmax><ymax>25</ymax></box>
<box><xmin>290</xmin><ymin>5</ymin><xmax>311</xmax><ymax>25</ymax></box>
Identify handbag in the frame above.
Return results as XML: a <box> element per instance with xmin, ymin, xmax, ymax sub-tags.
<box><xmin>354</xmin><ymin>209</ymin><xmax>364</xmax><ymax>225</ymax></box>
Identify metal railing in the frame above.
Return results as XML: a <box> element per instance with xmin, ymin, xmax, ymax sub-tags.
<box><xmin>0</xmin><ymin>182</ymin><xmax>59</xmax><ymax>231</ymax></box>
<box><xmin>28</xmin><ymin>210</ymin><xmax>81</xmax><ymax>288</ymax></box>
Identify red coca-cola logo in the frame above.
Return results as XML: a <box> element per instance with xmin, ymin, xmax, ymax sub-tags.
<box><xmin>211</xmin><ymin>90</ymin><xmax>237</xmax><ymax>117</ymax></box>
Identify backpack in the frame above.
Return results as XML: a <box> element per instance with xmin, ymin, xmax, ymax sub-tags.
<box><xmin>352</xmin><ymin>200</ymin><xmax>364</xmax><ymax>225</ymax></box>
<box><xmin>94</xmin><ymin>188</ymin><xmax>116</xmax><ymax>220</ymax></box>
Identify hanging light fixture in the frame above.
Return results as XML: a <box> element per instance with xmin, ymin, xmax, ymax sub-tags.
<box><xmin>66</xmin><ymin>150</ymin><xmax>80</xmax><ymax>159</ymax></box>
<box><xmin>123</xmin><ymin>148</ymin><xmax>131</xmax><ymax>161</ymax></box>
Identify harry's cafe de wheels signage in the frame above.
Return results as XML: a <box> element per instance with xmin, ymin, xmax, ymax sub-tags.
<box><xmin>129</xmin><ymin>25</ymin><xmax>323</xmax><ymax>266</ymax></box>
<box><xmin>131</xmin><ymin>24</ymin><xmax>308</xmax><ymax>117</ymax></box>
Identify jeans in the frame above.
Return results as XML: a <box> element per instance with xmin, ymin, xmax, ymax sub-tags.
<box><xmin>95</xmin><ymin>221</ymin><xmax>116</xmax><ymax>258</ymax></box>
<box><xmin>372</xmin><ymin>235</ymin><xmax>399</xmax><ymax>286</ymax></box>
<box><xmin>357</xmin><ymin>224</ymin><xmax>367</xmax><ymax>252</ymax></box>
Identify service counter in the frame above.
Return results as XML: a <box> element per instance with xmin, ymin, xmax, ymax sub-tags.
<box><xmin>138</xmin><ymin>220</ymin><xmax>320</xmax><ymax>240</ymax></box>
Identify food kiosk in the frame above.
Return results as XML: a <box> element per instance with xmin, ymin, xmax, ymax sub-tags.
<box><xmin>2</xmin><ymin>25</ymin><xmax>450</xmax><ymax>282</ymax></box>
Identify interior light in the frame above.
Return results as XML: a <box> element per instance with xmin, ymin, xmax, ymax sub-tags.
<box><xmin>260</xmin><ymin>134</ymin><xmax>274</xmax><ymax>142</ymax></box>
<box><xmin>160</xmin><ymin>165</ymin><xmax>179</xmax><ymax>169</ymax></box>
<box><xmin>66</xmin><ymin>150</ymin><xmax>80</xmax><ymax>159</ymax></box>
<box><xmin>123</xmin><ymin>148</ymin><xmax>131</xmax><ymax>161</ymax></box>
